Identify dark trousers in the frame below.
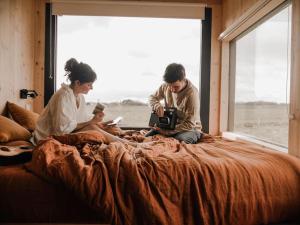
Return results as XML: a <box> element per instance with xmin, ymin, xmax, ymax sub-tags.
<box><xmin>145</xmin><ymin>129</ymin><xmax>202</xmax><ymax>144</ymax></box>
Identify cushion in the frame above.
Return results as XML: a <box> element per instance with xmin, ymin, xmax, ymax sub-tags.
<box><xmin>7</xmin><ymin>102</ymin><xmax>39</xmax><ymax>131</ymax></box>
<box><xmin>0</xmin><ymin>115</ymin><xmax>31</xmax><ymax>142</ymax></box>
<box><xmin>52</xmin><ymin>130</ymin><xmax>108</xmax><ymax>145</ymax></box>
<box><xmin>3</xmin><ymin>140</ymin><xmax>33</xmax><ymax>147</ymax></box>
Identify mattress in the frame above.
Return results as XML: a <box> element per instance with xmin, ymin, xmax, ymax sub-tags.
<box><xmin>24</xmin><ymin>131</ymin><xmax>300</xmax><ymax>225</ymax></box>
<box><xmin>1</xmin><ymin>131</ymin><xmax>299</xmax><ymax>225</ymax></box>
<box><xmin>0</xmin><ymin>164</ymin><xmax>107</xmax><ymax>223</ymax></box>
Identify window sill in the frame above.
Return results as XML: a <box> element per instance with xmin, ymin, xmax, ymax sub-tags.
<box><xmin>221</xmin><ymin>132</ymin><xmax>288</xmax><ymax>153</ymax></box>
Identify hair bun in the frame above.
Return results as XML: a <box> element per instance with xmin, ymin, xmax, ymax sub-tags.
<box><xmin>64</xmin><ymin>58</ymin><xmax>79</xmax><ymax>72</ymax></box>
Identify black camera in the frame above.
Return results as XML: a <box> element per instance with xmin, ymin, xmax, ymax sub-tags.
<box><xmin>149</xmin><ymin>107</ymin><xmax>178</xmax><ymax>130</ymax></box>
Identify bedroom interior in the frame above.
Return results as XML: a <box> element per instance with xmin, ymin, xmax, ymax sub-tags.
<box><xmin>0</xmin><ymin>0</ymin><xmax>299</xmax><ymax>225</ymax></box>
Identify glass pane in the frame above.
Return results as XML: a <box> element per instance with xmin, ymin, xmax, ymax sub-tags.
<box><xmin>231</xmin><ymin>5</ymin><xmax>291</xmax><ymax>147</ymax></box>
<box><xmin>57</xmin><ymin>16</ymin><xmax>201</xmax><ymax>127</ymax></box>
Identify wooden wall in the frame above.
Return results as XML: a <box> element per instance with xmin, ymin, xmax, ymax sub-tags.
<box><xmin>33</xmin><ymin>0</ymin><xmax>46</xmax><ymax>113</ymax></box>
<box><xmin>0</xmin><ymin>0</ymin><xmax>45</xmax><ymax>115</ymax></box>
<box><xmin>289</xmin><ymin>0</ymin><xmax>300</xmax><ymax>157</ymax></box>
<box><xmin>209</xmin><ymin>5</ymin><xmax>222</xmax><ymax>135</ymax></box>
<box><xmin>222</xmin><ymin>0</ymin><xmax>260</xmax><ymax>30</ymax></box>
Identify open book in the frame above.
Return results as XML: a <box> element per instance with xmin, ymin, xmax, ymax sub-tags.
<box><xmin>107</xmin><ymin>116</ymin><xmax>123</xmax><ymax>126</ymax></box>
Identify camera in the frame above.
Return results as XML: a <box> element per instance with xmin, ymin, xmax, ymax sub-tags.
<box><xmin>149</xmin><ymin>107</ymin><xmax>178</xmax><ymax>130</ymax></box>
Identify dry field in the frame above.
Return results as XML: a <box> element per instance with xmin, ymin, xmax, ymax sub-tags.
<box><xmin>88</xmin><ymin>102</ymin><xmax>289</xmax><ymax>147</ymax></box>
<box><xmin>87</xmin><ymin>102</ymin><xmax>152</xmax><ymax>128</ymax></box>
<box><xmin>103</xmin><ymin>104</ymin><xmax>152</xmax><ymax>128</ymax></box>
<box><xmin>233</xmin><ymin>103</ymin><xmax>288</xmax><ymax>147</ymax></box>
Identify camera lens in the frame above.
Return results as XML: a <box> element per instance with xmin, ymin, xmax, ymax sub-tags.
<box><xmin>159</xmin><ymin>117</ymin><xmax>170</xmax><ymax>125</ymax></box>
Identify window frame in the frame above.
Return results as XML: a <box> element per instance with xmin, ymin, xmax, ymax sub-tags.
<box><xmin>44</xmin><ymin>3</ymin><xmax>212</xmax><ymax>131</ymax></box>
<box><xmin>228</xmin><ymin>3</ymin><xmax>291</xmax><ymax>146</ymax></box>
<box><xmin>219</xmin><ymin>0</ymin><xmax>293</xmax><ymax>152</ymax></box>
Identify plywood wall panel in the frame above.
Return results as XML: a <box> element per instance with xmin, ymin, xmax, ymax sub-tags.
<box><xmin>33</xmin><ymin>0</ymin><xmax>45</xmax><ymax>113</ymax></box>
<box><xmin>0</xmin><ymin>1</ymin><xmax>12</xmax><ymax>115</ymax></box>
<box><xmin>209</xmin><ymin>4</ymin><xmax>222</xmax><ymax>135</ymax></box>
<box><xmin>52</xmin><ymin>0</ymin><xmax>222</xmax><ymax>4</ymax></box>
<box><xmin>289</xmin><ymin>0</ymin><xmax>300</xmax><ymax>157</ymax></box>
<box><xmin>222</xmin><ymin>0</ymin><xmax>260</xmax><ymax>30</ymax></box>
<box><xmin>0</xmin><ymin>0</ymin><xmax>44</xmax><ymax>114</ymax></box>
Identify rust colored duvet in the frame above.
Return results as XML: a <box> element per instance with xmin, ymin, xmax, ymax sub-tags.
<box><xmin>25</xmin><ymin>131</ymin><xmax>300</xmax><ymax>225</ymax></box>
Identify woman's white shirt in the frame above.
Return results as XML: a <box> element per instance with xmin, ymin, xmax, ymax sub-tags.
<box><xmin>33</xmin><ymin>83</ymin><xmax>92</xmax><ymax>143</ymax></box>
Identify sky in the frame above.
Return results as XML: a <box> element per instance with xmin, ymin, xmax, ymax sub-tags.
<box><xmin>57</xmin><ymin>16</ymin><xmax>201</xmax><ymax>103</ymax></box>
<box><xmin>56</xmin><ymin>4</ymin><xmax>291</xmax><ymax>104</ymax></box>
<box><xmin>234</xmin><ymin>5</ymin><xmax>291</xmax><ymax>104</ymax></box>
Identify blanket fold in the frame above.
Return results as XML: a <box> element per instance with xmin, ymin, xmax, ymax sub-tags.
<box><xmin>26</xmin><ymin>131</ymin><xmax>300</xmax><ymax>225</ymax></box>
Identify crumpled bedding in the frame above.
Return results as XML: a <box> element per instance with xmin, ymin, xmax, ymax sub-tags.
<box><xmin>25</xmin><ymin>130</ymin><xmax>300</xmax><ymax>225</ymax></box>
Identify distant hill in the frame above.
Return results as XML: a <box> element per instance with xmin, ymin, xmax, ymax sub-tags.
<box><xmin>88</xmin><ymin>99</ymin><xmax>148</xmax><ymax>107</ymax></box>
<box><xmin>120</xmin><ymin>99</ymin><xmax>147</xmax><ymax>106</ymax></box>
<box><xmin>236</xmin><ymin>101</ymin><xmax>288</xmax><ymax>106</ymax></box>
<box><xmin>88</xmin><ymin>100</ymin><xmax>288</xmax><ymax>107</ymax></box>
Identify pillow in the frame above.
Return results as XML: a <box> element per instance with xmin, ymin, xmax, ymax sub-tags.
<box><xmin>52</xmin><ymin>130</ymin><xmax>108</xmax><ymax>145</ymax></box>
<box><xmin>7</xmin><ymin>102</ymin><xmax>39</xmax><ymax>131</ymax></box>
<box><xmin>0</xmin><ymin>115</ymin><xmax>31</xmax><ymax>142</ymax></box>
<box><xmin>3</xmin><ymin>140</ymin><xmax>33</xmax><ymax>147</ymax></box>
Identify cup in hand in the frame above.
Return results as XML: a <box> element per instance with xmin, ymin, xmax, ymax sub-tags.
<box><xmin>93</xmin><ymin>103</ymin><xmax>105</xmax><ymax>115</ymax></box>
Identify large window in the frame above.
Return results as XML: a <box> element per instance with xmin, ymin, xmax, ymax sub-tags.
<box><xmin>57</xmin><ymin>16</ymin><xmax>201</xmax><ymax>127</ymax></box>
<box><xmin>229</xmin><ymin>4</ymin><xmax>291</xmax><ymax>148</ymax></box>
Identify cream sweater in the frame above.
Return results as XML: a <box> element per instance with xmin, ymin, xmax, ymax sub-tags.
<box><xmin>149</xmin><ymin>79</ymin><xmax>202</xmax><ymax>132</ymax></box>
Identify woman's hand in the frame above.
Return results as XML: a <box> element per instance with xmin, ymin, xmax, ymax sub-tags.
<box><xmin>102</xmin><ymin>120</ymin><xmax>114</xmax><ymax>126</ymax></box>
<box><xmin>97</xmin><ymin>120</ymin><xmax>114</xmax><ymax>129</ymax></box>
<box><xmin>91</xmin><ymin>111</ymin><xmax>105</xmax><ymax>124</ymax></box>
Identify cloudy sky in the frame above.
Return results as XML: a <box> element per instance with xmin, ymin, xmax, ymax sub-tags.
<box><xmin>234</xmin><ymin>5</ymin><xmax>291</xmax><ymax>103</ymax></box>
<box><xmin>56</xmin><ymin>16</ymin><xmax>201</xmax><ymax>103</ymax></box>
<box><xmin>56</xmin><ymin>4</ymin><xmax>291</xmax><ymax>105</ymax></box>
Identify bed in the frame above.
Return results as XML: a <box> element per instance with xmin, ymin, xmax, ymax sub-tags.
<box><xmin>0</xmin><ymin>163</ymin><xmax>107</xmax><ymax>224</ymax></box>
<box><xmin>1</xmin><ymin>129</ymin><xmax>299</xmax><ymax>225</ymax></box>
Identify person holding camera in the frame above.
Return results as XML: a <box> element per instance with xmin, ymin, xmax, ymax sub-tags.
<box><xmin>146</xmin><ymin>63</ymin><xmax>202</xmax><ymax>144</ymax></box>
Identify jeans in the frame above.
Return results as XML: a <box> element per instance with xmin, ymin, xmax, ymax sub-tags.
<box><xmin>145</xmin><ymin>129</ymin><xmax>202</xmax><ymax>144</ymax></box>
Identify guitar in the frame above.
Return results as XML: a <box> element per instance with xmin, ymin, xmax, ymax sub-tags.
<box><xmin>0</xmin><ymin>145</ymin><xmax>34</xmax><ymax>157</ymax></box>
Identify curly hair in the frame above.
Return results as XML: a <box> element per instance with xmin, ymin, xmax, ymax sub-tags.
<box><xmin>64</xmin><ymin>58</ymin><xmax>97</xmax><ymax>84</ymax></box>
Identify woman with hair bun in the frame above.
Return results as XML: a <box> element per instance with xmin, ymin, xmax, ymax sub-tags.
<box><xmin>33</xmin><ymin>58</ymin><xmax>135</xmax><ymax>145</ymax></box>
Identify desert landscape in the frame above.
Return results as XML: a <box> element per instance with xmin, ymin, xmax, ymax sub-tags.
<box><xmin>233</xmin><ymin>102</ymin><xmax>288</xmax><ymax>147</ymax></box>
<box><xmin>87</xmin><ymin>100</ymin><xmax>289</xmax><ymax>147</ymax></box>
<box><xmin>87</xmin><ymin>100</ymin><xmax>152</xmax><ymax>128</ymax></box>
